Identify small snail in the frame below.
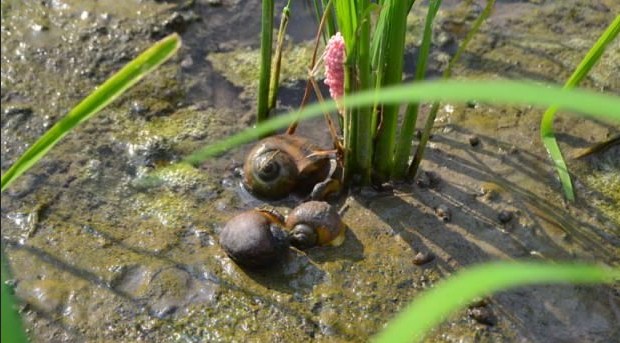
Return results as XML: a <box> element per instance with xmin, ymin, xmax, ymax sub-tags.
<box><xmin>219</xmin><ymin>209</ymin><xmax>290</xmax><ymax>268</ymax></box>
<box><xmin>285</xmin><ymin>201</ymin><xmax>346</xmax><ymax>250</ymax></box>
<box><xmin>243</xmin><ymin>135</ymin><xmax>341</xmax><ymax>200</ymax></box>
<box><xmin>219</xmin><ymin>202</ymin><xmax>346</xmax><ymax>268</ymax></box>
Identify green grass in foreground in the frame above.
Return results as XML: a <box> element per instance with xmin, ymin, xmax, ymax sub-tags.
<box><xmin>0</xmin><ymin>33</ymin><xmax>181</xmax><ymax>192</ymax></box>
<box><xmin>2</xmin><ymin>256</ymin><xmax>28</xmax><ymax>343</ymax></box>
<box><xmin>184</xmin><ymin>79</ymin><xmax>620</xmax><ymax>165</ymax></box>
<box><xmin>373</xmin><ymin>261</ymin><xmax>620</xmax><ymax>343</ymax></box>
<box><xmin>540</xmin><ymin>15</ymin><xmax>620</xmax><ymax>201</ymax></box>
<box><xmin>1</xmin><ymin>34</ymin><xmax>182</xmax><ymax>343</ymax></box>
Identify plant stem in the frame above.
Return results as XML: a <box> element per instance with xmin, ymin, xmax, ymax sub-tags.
<box><xmin>355</xmin><ymin>0</ymin><xmax>373</xmax><ymax>184</ymax></box>
<box><xmin>322</xmin><ymin>0</ymin><xmax>337</xmax><ymax>41</ymax></box>
<box><xmin>540</xmin><ymin>14</ymin><xmax>620</xmax><ymax>201</ymax></box>
<box><xmin>343</xmin><ymin>63</ymin><xmax>358</xmax><ymax>182</ymax></box>
<box><xmin>257</xmin><ymin>0</ymin><xmax>274</xmax><ymax>124</ymax></box>
<box><xmin>268</xmin><ymin>1</ymin><xmax>292</xmax><ymax>110</ymax></box>
<box><xmin>288</xmin><ymin>0</ymin><xmax>334</xmax><ymax>135</ymax></box>
<box><xmin>408</xmin><ymin>0</ymin><xmax>494</xmax><ymax>180</ymax></box>
<box><xmin>393</xmin><ymin>0</ymin><xmax>442</xmax><ymax>179</ymax></box>
<box><xmin>372</xmin><ymin>0</ymin><xmax>409</xmax><ymax>182</ymax></box>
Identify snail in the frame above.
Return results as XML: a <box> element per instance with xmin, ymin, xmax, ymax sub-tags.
<box><xmin>285</xmin><ymin>201</ymin><xmax>346</xmax><ymax>250</ymax></box>
<box><xmin>243</xmin><ymin>135</ymin><xmax>341</xmax><ymax>200</ymax></box>
<box><xmin>219</xmin><ymin>209</ymin><xmax>290</xmax><ymax>268</ymax></box>
<box><xmin>219</xmin><ymin>202</ymin><xmax>346</xmax><ymax>268</ymax></box>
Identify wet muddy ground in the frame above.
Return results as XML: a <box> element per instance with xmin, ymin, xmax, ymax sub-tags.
<box><xmin>1</xmin><ymin>0</ymin><xmax>619</xmax><ymax>342</ymax></box>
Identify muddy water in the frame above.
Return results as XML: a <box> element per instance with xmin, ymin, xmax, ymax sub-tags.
<box><xmin>1</xmin><ymin>0</ymin><xmax>619</xmax><ymax>342</ymax></box>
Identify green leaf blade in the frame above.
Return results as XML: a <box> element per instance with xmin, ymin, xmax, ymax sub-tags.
<box><xmin>540</xmin><ymin>15</ymin><xmax>620</xmax><ymax>201</ymax></box>
<box><xmin>1</xmin><ymin>33</ymin><xmax>181</xmax><ymax>192</ymax></box>
<box><xmin>373</xmin><ymin>262</ymin><xmax>619</xmax><ymax>343</ymax></box>
<box><xmin>183</xmin><ymin>79</ymin><xmax>620</xmax><ymax>166</ymax></box>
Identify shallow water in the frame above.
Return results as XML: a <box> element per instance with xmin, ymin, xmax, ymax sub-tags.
<box><xmin>1</xmin><ymin>0</ymin><xmax>619</xmax><ymax>342</ymax></box>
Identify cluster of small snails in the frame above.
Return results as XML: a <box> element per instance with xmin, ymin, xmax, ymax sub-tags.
<box><xmin>219</xmin><ymin>134</ymin><xmax>346</xmax><ymax>269</ymax></box>
<box><xmin>220</xmin><ymin>201</ymin><xmax>345</xmax><ymax>268</ymax></box>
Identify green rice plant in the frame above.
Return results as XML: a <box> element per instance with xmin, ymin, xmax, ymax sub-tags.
<box><xmin>184</xmin><ymin>79</ymin><xmax>620</xmax><ymax>165</ymax></box>
<box><xmin>540</xmin><ymin>15</ymin><xmax>620</xmax><ymax>202</ymax></box>
<box><xmin>308</xmin><ymin>1</ymin><xmax>491</xmax><ymax>184</ymax></box>
<box><xmin>0</xmin><ymin>33</ymin><xmax>181</xmax><ymax>192</ymax></box>
<box><xmin>372</xmin><ymin>261</ymin><xmax>620</xmax><ymax>343</ymax></box>
<box><xmin>257</xmin><ymin>0</ymin><xmax>274</xmax><ymax>123</ymax></box>
<box><xmin>408</xmin><ymin>0</ymin><xmax>494</xmax><ymax>180</ymax></box>
<box><xmin>2</xmin><ymin>255</ymin><xmax>28</xmax><ymax>343</ymax></box>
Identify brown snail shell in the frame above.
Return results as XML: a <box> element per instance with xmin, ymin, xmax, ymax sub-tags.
<box><xmin>219</xmin><ymin>210</ymin><xmax>290</xmax><ymax>268</ymax></box>
<box><xmin>285</xmin><ymin>201</ymin><xmax>346</xmax><ymax>249</ymax></box>
<box><xmin>243</xmin><ymin>135</ymin><xmax>331</xmax><ymax>200</ymax></box>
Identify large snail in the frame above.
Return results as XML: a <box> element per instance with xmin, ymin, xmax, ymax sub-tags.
<box><xmin>219</xmin><ymin>209</ymin><xmax>290</xmax><ymax>268</ymax></box>
<box><xmin>219</xmin><ymin>201</ymin><xmax>346</xmax><ymax>268</ymax></box>
<box><xmin>242</xmin><ymin>135</ymin><xmax>341</xmax><ymax>200</ymax></box>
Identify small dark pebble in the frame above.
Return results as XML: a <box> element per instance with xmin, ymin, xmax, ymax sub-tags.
<box><xmin>150</xmin><ymin>304</ymin><xmax>178</xmax><ymax>319</ymax></box>
<box><xmin>468</xmin><ymin>135</ymin><xmax>480</xmax><ymax>147</ymax></box>
<box><xmin>468</xmin><ymin>306</ymin><xmax>496</xmax><ymax>326</ymax></box>
<box><xmin>3</xmin><ymin>105</ymin><xmax>33</xmax><ymax>117</ymax></box>
<box><xmin>416</xmin><ymin>171</ymin><xmax>441</xmax><ymax>189</ymax></box>
<box><xmin>413</xmin><ymin>252</ymin><xmax>435</xmax><ymax>266</ymax></box>
<box><xmin>469</xmin><ymin>297</ymin><xmax>489</xmax><ymax>307</ymax></box>
<box><xmin>435</xmin><ymin>204</ymin><xmax>451</xmax><ymax>222</ymax></box>
<box><xmin>130</xmin><ymin>101</ymin><xmax>148</xmax><ymax>115</ymax></box>
<box><xmin>498</xmin><ymin>210</ymin><xmax>513</xmax><ymax>223</ymax></box>
<box><xmin>396</xmin><ymin>279</ymin><xmax>414</xmax><ymax>289</ymax></box>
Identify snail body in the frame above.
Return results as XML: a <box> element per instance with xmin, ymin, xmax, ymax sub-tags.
<box><xmin>285</xmin><ymin>201</ymin><xmax>346</xmax><ymax>249</ymax></box>
<box><xmin>243</xmin><ymin>135</ymin><xmax>338</xmax><ymax>200</ymax></box>
<box><xmin>219</xmin><ymin>210</ymin><xmax>289</xmax><ymax>268</ymax></box>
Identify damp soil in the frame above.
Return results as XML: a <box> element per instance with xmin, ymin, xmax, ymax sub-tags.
<box><xmin>1</xmin><ymin>0</ymin><xmax>619</xmax><ymax>342</ymax></box>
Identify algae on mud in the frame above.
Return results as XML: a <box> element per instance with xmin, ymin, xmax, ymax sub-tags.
<box><xmin>2</xmin><ymin>0</ymin><xmax>620</xmax><ymax>342</ymax></box>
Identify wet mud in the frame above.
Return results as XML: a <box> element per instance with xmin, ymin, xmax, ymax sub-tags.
<box><xmin>2</xmin><ymin>0</ymin><xmax>619</xmax><ymax>342</ymax></box>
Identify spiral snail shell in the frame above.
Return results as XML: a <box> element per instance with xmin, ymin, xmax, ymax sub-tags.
<box><xmin>285</xmin><ymin>201</ymin><xmax>346</xmax><ymax>249</ymax></box>
<box><xmin>219</xmin><ymin>209</ymin><xmax>290</xmax><ymax>268</ymax></box>
<box><xmin>243</xmin><ymin>135</ymin><xmax>332</xmax><ymax>200</ymax></box>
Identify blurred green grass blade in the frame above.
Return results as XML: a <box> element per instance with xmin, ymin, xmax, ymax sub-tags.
<box><xmin>2</xmin><ymin>256</ymin><xmax>28</xmax><ymax>343</ymax></box>
<box><xmin>0</xmin><ymin>33</ymin><xmax>181</xmax><ymax>192</ymax></box>
<box><xmin>373</xmin><ymin>262</ymin><xmax>619</xmax><ymax>343</ymax></box>
<box><xmin>541</xmin><ymin>15</ymin><xmax>620</xmax><ymax>202</ymax></box>
<box><xmin>183</xmin><ymin>79</ymin><xmax>620</xmax><ymax>165</ymax></box>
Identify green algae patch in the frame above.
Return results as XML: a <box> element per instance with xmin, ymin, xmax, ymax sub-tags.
<box><xmin>207</xmin><ymin>41</ymin><xmax>316</xmax><ymax>99</ymax></box>
<box><xmin>150</xmin><ymin>163</ymin><xmax>212</xmax><ymax>190</ymax></box>
<box><xmin>112</xmin><ymin>105</ymin><xmax>241</xmax><ymax>158</ymax></box>
<box><xmin>584</xmin><ymin>164</ymin><xmax>620</xmax><ymax>226</ymax></box>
